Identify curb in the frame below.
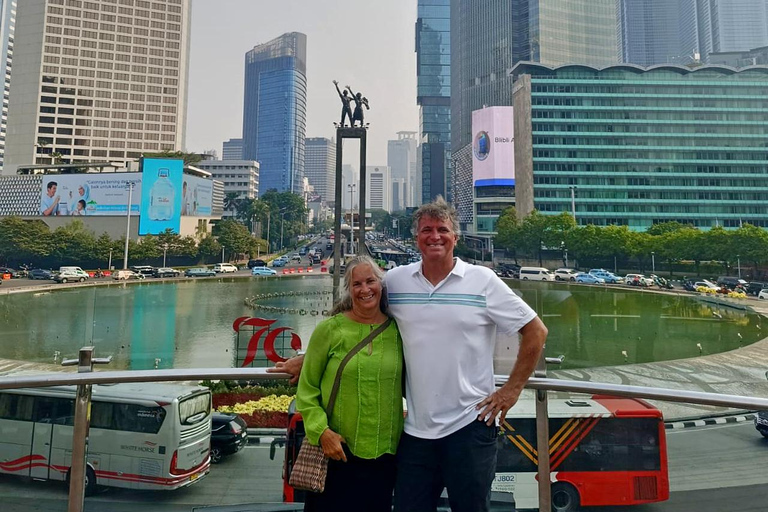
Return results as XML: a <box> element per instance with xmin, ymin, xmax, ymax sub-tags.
<box><xmin>665</xmin><ymin>413</ymin><xmax>755</xmax><ymax>430</ymax></box>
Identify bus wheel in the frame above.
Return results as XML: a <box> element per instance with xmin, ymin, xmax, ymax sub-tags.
<box><xmin>551</xmin><ymin>482</ymin><xmax>580</xmax><ymax>512</ymax></box>
<box><xmin>67</xmin><ymin>466</ymin><xmax>97</xmax><ymax>496</ymax></box>
<box><xmin>210</xmin><ymin>446</ymin><xmax>223</xmax><ymax>464</ymax></box>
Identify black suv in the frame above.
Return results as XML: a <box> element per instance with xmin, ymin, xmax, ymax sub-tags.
<box><xmin>747</xmin><ymin>282</ymin><xmax>767</xmax><ymax>297</ymax></box>
<box><xmin>210</xmin><ymin>412</ymin><xmax>248</xmax><ymax>463</ymax></box>
<box><xmin>247</xmin><ymin>259</ymin><xmax>267</xmax><ymax>269</ymax></box>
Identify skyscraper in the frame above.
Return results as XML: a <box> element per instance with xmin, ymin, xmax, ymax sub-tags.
<box><xmin>304</xmin><ymin>137</ymin><xmax>335</xmax><ymax>202</ymax></box>
<box><xmin>367</xmin><ymin>166</ymin><xmax>391</xmax><ymax>213</ymax></box>
<box><xmin>4</xmin><ymin>0</ymin><xmax>192</xmax><ymax>175</ymax></box>
<box><xmin>387</xmin><ymin>131</ymin><xmax>417</xmax><ymax>210</ymax></box>
<box><xmin>416</xmin><ymin>0</ymin><xmax>451</xmax><ymax>204</ymax></box>
<box><xmin>0</xmin><ymin>0</ymin><xmax>16</xmax><ymax>173</ymax></box>
<box><xmin>222</xmin><ymin>138</ymin><xmax>243</xmax><ymax>160</ymax></box>
<box><xmin>242</xmin><ymin>32</ymin><xmax>307</xmax><ymax>196</ymax></box>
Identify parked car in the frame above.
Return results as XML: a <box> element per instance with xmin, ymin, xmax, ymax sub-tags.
<box><xmin>625</xmin><ymin>274</ymin><xmax>654</xmax><ymax>287</ymax></box>
<box><xmin>129</xmin><ymin>265</ymin><xmax>156</xmax><ymax>276</ymax></box>
<box><xmin>113</xmin><ymin>270</ymin><xmax>145</xmax><ymax>280</ymax></box>
<box><xmin>210</xmin><ymin>412</ymin><xmax>248</xmax><ymax>463</ymax></box>
<box><xmin>575</xmin><ymin>272</ymin><xmax>605</xmax><ymax>284</ymax></box>
<box><xmin>519</xmin><ymin>267</ymin><xmax>555</xmax><ymax>281</ymax></box>
<box><xmin>55</xmin><ymin>266</ymin><xmax>89</xmax><ymax>283</ymax></box>
<box><xmin>754</xmin><ymin>410</ymin><xmax>768</xmax><ymax>437</ymax></box>
<box><xmin>153</xmin><ymin>267</ymin><xmax>180</xmax><ymax>278</ymax></box>
<box><xmin>0</xmin><ymin>267</ymin><xmax>19</xmax><ymax>278</ymax></box>
<box><xmin>185</xmin><ymin>267</ymin><xmax>216</xmax><ymax>277</ymax></box>
<box><xmin>716</xmin><ymin>276</ymin><xmax>748</xmax><ymax>290</ymax></box>
<box><xmin>591</xmin><ymin>271</ymin><xmax>624</xmax><ymax>284</ymax></box>
<box><xmin>247</xmin><ymin>259</ymin><xmax>267</xmax><ymax>269</ymax></box>
<box><xmin>747</xmin><ymin>281</ymin><xmax>767</xmax><ymax>296</ymax></box>
<box><xmin>213</xmin><ymin>263</ymin><xmax>238</xmax><ymax>273</ymax></box>
<box><xmin>28</xmin><ymin>269</ymin><xmax>53</xmax><ymax>280</ymax></box>
<box><xmin>271</xmin><ymin>257</ymin><xmax>288</xmax><ymax>267</ymax></box>
<box><xmin>758</xmin><ymin>289</ymin><xmax>768</xmax><ymax>300</ymax></box>
<box><xmin>553</xmin><ymin>268</ymin><xmax>578</xmax><ymax>281</ymax></box>
<box><xmin>251</xmin><ymin>266</ymin><xmax>277</xmax><ymax>276</ymax></box>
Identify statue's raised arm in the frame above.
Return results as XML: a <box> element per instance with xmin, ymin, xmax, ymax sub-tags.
<box><xmin>334</xmin><ymin>80</ymin><xmax>353</xmax><ymax>127</ymax></box>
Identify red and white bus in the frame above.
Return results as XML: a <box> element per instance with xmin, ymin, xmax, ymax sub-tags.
<box><xmin>279</xmin><ymin>395</ymin><xmax>669</xmax><ymax>511</ymax></box>
<box><xmin>495</xmin><ymin>395</ymin><xmax>669</xmax><ymax>511</ymax></box>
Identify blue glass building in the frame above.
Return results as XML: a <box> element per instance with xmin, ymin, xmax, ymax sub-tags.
<box><xmin>416</xmin><ymin>0</ymin><xmax>451</xmax><ymax>205</ymax></box>
<box><xmin>242</xmin><ymin>33</ymin><xmax>307</xmax><ymax>196</ymax></box>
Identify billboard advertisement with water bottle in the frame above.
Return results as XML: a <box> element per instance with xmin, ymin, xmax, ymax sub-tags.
<box><xmin>139</xmin><ymin>157</ymin><xmax>183</xmax><ymax>235</ymax></box>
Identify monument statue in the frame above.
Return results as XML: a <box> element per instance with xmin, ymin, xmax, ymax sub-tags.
<box><xmin>347</xmin><ymin>85</ymin><xmax>370</xmax><ymax>127</ymax></box>
<box><xmin>333</xmin><ymin>80</ymin><xmax>353</xmax><ymax>127</ymax></box>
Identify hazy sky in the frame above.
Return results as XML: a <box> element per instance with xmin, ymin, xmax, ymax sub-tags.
<box><xmin>185</xmin><ymin>0</ymin><xmax>419</xmax><ymax>167</ymax></box>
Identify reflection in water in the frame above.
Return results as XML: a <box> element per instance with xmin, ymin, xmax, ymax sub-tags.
<box><xmin>0</xmin><ymin>278</ymin><xmax>762</xmax><ymax>370</ymax></box>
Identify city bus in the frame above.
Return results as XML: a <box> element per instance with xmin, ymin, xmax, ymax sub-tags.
<box><xmin>495</xmin><ymin>395</ymin><xmax>669</xmax><ymax>511</ymax></box>
<box><xmin>0</xmin><ymin>382</ymin><xmax>212</xmax><ymax>494</ymax></box>
<box><xmin>277</xmin><ymin>395</ymin><xmax>669</xmax><ymax>511</ymax></box>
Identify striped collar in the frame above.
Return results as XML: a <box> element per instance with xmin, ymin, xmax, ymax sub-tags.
<box><xmin>411</xmin><ymin>257</ymin><xmax>467</xmax><ymax>279</ymax></box>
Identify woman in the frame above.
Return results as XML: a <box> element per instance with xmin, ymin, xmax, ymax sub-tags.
<box><xmin>296</xmin><ymin>255</ymin><xmax>403</xmax><ymax>512</ymax></box>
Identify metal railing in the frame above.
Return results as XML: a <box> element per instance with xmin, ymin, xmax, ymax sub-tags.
<box><xmin>2</xmin><ymin>362</ymin><xmax>768</xmax><ymax>512</ymax></box>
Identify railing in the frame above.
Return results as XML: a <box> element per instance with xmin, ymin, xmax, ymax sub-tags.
<box><xmin>1</xmin><ymin>363</ymin><xmax>768</xmax><ymax>512</ymax></box>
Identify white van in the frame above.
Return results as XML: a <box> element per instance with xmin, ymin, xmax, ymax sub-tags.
<box><xmin>519</xmin><ymin>267</ymin><xmax>555</xmax><ymax>281</ymax></box>
<box><xmin>55</xmin><ymin>266</ymin><xmax>89</xmax><ymax>283</ymax></box>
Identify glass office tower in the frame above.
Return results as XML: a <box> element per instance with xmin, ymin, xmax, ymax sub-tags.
<box><xmin>513</xmin><ymin>63</ymin><xmax>768</xmax><ymax>230</ymax></box>
<box><xmin>416</xmin><ymin>0</ymin><xmax>451</xmax><ymax>204</ymax></box>
<box><xmin>242</xmin><ymin>33</ymin><xmax>307</xmax><ymax>196</ymax></box>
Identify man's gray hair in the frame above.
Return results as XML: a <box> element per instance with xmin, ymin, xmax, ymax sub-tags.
<box><xmin>330</xmin><ymin>255</ymin><xmax>388</xmax><ymax>315</ymax></box>
<box><xmin>411</xmin><ymin>195</ymin><xmax>460</xmax><ymax>236</ymax></box>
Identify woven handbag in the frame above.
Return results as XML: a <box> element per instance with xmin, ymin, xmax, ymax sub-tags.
<box><xmin>289</xmin><ymin>318</ymin><xmax>393</xmax><ymax>493</ymax></box>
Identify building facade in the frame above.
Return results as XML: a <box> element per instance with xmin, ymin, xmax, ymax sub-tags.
<box><xmin>619</xmin><ymin>0</ymin><xmax>691</xmax><ymax>66</ymax></box>
<box><xmin>416</xmin><ymin>0</ymin><xmax>450</xmax><ymax>205</ymax></box>
<box><xmin>512</xmin><ymin>63</ymin><xmax>768</xmax><ymax>230</ymax></box>
<box><xmin>304</xmin><ymin>137</ymin><xmax>335</xmax><ymax>202</ymax></box>
<box><xmin>4</xmin><ymin>0</ymin><xmax>192</xmax><ymax>175</ymax></box>
<box><xmin>366</xmin><ymin>165</ymin><xmax>391</xmax><ymax>212</ymax></box>
<box><xmin>195</xmin><ymin>160</ymin><xmax>258</xmax><ymax>217</ymax></box>
<box><xmin>386</xmin><ymin>131</ymin><xmax>417</xmax><ymax>210</ymax></box>
<box><xmin>242</xmin><ymin>32</ymin><xmax>307</xmax><ymax>196</ymax></box>
<box><xmin>222</xmin><ymin>137</ymin><xmax>243</xmax><ymax>160</ymax></box>
<box><xmin>0</xmin><ymin>0</ymin><xmax>16</xmax><ymax>173</ymax></box>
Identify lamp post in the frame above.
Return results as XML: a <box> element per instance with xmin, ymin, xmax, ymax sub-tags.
<box><xmin>162</xmin><ymin>244</ymin><xmax>168</xmax><ymax>268</ymax></box>
<box><xmin>122</xmin><ymin>181</ymin><xmax>134</xmax><ymax>270</ymax></box>
<box><xmin>651</xmin><ymin>251</ymin><xmax>656</xmax><ymax>274</ymax></box>
<box><xmin>279</xmin><ymin>208</ymin><xmax>288</xmax><ymax>251</ymax></box>
<box><xmin>737</xmin><ymin>254</ymin><xmax>741</xmax><ymax>278</ymax></box>
<box><xmin>266</xmin><ymin>210</ymin><xmax>271</xmax><ymax>254</ymax></box>
<box><xmin>221</xmin><ymin>246</ymin><xmax>225</xmax><ymax>263</ymax></box>
<box><xmin>108</xmin><ymin>248</ymin><xmax>113</xmax><ymax>271</ymax></box>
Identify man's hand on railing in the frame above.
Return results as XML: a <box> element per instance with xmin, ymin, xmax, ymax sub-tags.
<box><xmin>267</xmin><ymin>354</ymin><xmax>305</xmax><ymax>385</ymax></box>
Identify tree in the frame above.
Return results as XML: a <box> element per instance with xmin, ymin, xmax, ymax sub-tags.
<box><xmin>646</xmin><ymin>221</ymin><xmax>691</xmax><ymax>236</ymax></box>
<box><xmin>494</xmin><ymin>207</ymin><xmax>519</xmax><ymax>261</ymax></box>
<box><xmin>214</xmin><ymin>219</ymin><xmax>253</xmax><ymax>257</ymax></box>
<box><xmin>515</xmin><ymin>211</ymin><xmax>549</xmax><ymax>265</ymax></box>
<box><xmin>0</xmin><ymin>217</ymin><xmax>52</xmax><ymax>265</ymax></box>
<box><xmin>50</xmin><ymin>220</ymin><xmax>97</xmax><ymax>265</ymax></box>
<box><xmin>261</xmin><ymin>190</ymin><xmax>308</xmax><ymax>249</ymax></box>
<box><xmin>142</xmin><ymin>150</ymin><xmax>203</xmax><ymax>166</ymax></box>
<box><xmin>197</xmin><ymin>235</ymin><xmax>221</xmax><ymax>262</ymax></box>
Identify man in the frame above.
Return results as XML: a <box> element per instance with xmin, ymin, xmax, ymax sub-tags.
<box><xmin>333</xmin><ymin>80</ymin><xmax>353</xmax><ymax>127</ymax></box>
<box><xmin>271</xmin><ymin>197</ymin><xmax>547</xmax><ymax>512</ymax></box>
<box><xmin>41</xmin><ymin>181</ymin><xmax>60</xmax><ymax>216</ymax></box>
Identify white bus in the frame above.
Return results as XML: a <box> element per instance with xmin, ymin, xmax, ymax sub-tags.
<box><xmin>0</xmin><ymin>382</ymin><xmax>212</xmax><ymax>494</ymax></box>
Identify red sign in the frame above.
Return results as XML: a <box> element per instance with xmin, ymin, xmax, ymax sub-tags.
<box><xmin>232</xmin><ymin>317</ymin><xmax>302</xmax><ymax>367</ymax></box>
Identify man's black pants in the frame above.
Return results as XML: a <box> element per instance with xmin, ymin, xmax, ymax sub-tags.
<box><xmin>393</xmin><ymin>420</ymin><xmax>498</xmax><ymax>512</ymax></box>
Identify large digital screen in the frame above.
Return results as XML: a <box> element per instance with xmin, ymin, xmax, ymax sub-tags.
<box><xmin>39</xmin><ymin>174</ymin><xmax>142</xmax><ymax>217</ymax></box>
<box><xmin>182</xmin><ymin>175</ymin><xmax>213</xmax><ymax>216</ymax></box>
<box><xmin>472</xmin><ymin>106</ymin><xmax>515</xmax><ymax>187</ymax></box>
<box><xmin>139</xmin><ymin>158</ymin><xmax>184</xmax><ymax>235</ymax></box>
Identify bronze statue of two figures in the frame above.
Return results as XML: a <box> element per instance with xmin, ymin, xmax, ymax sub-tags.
<box><xmin>334</xmin><ymin>80</ymin><xmax>369</xmax><ymax>128</ymax></box>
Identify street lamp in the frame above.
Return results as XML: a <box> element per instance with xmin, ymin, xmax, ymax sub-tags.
<box><xmin>122</xmin><ymin>181</ymin><xmax>135</xmax><ymax>269</ymax></box>
<box><xmin>737</xmin><ymin>254</ymin><xmax>741</xmax><ymax>278</ymax></box>
<box><xmin>108</xmin><ymin>248</ymin><xmax>113</xmax><ymax>271</ymax></box>
<box><xmin>279</xmin><ymin>207</ymin><xmax>288</xmax><ymax>251</ymax></box>
<box><xmin>162</xmin><ymin>243</ymin><xmax>168</xmax><ymax>268</ymax></box>
<box><xmin>651</xmin><ymin>251</ymin><xmax>655</xmax><ymax>274</ymax></box>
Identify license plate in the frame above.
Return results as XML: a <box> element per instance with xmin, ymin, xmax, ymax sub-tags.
<box><xmin>190</xmin><ymin>473</ymin><xmax>199</xmax><ymax>481</ymax></box>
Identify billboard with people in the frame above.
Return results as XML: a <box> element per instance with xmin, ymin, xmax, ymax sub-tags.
<box><xmin>39</xmin><ymin>174</ymin><xmax>141</xmax><ymax>217</ymax></box>
<box><xmin>139</xmin><ymin>158</ymin><xmax>184</xmax><ymax>235</ymax></box>
<box><xmin>181</xmin><ymin>175</ymin><xmax>213</xmax><ymax>217</ymax></box>
<box><xmin>471</xmin><ymin>106</ymin><xmax>515</xmax><ymax>187</ymax></box>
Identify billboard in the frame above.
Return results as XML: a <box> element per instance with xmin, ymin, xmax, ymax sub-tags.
<box><xmin>139</xmin><ymin>158</ymin><xmax>184</xmax><ymax>235</ymax></box>
<box><xmin>182</xmin><ymin>175</ymin><xmax>213</xmax><ymax>216</ymax></box>
<box><xmin>471</xmin><ymin>106</ymin><xmax>515</xmax><ymax>187</ymax></box>
<box><xmin>40</xmin><ymin>174</ymin><xmax>141</xmax><ymax>217</ymax></box>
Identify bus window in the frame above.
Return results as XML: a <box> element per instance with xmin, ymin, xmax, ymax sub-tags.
<box><xmin>0</xmin><ymin>393</ymin><xmax>34</xmax><ymax>421</ymax></box>
<box><xmin>32</xmin><ymin>396</ymin><xmax>74</xmax><ymax>425</ymax></box>
<box><xmin>91</xmin><ymin>402</ymin><xmax>167</xmax><ymax>434</ymax></box>
<box><xmin>179</xmin><ymin>393</ymin><xmax>211</xmax><ymax>425</ymax></box>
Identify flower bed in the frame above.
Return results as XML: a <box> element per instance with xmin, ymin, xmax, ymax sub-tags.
<box><xmin>211</xmin><ymin>386</ymin><xmax>296</xmax><ymax>428</ymax></box>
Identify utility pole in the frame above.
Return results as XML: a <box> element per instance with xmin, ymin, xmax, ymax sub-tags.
<box><xmin>122</xmin><ymin>182</ymin><xmax>134</xmax><ymax>269</ymax></box>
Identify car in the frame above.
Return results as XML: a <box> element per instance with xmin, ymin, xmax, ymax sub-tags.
<box><xmin>299</xmin><ymin>247</ymin><xmax>308</xmax><ymax>255</ymax></box>
<box><xmin>213</xmin><ymin>263</ymin><xmax>238</xmax><ymax>273</ymax></box>
<box><xmin>28</xmin><ymin>269</ymin><xmax>53</xmax><ymax>280</ymax></box>
<box><xmin>326</xmin><ymin>242</ymin><xmax>333</xmax><ymax>250</ymax></box>
<box><xmin>553</xmin><ymin>268</ymin><xmax>578</xmax><ymax>281</ymax></box>
<box><xmin>746</xmin><ymin>281</ymin><xmax>767</xmax><ymax>296</ymax></box>
<box><xmin>55</xmin><ymin>266</ymin><xmax>89</xmax><ymax>283</ymax></box>
<box><xmin>694</xmin><ymin>280</ymin><xmax>720</xmax><ymax>291</ymax></box>
<box><xmin>625</xmin><ymin>274</ymin><xmax>654</xmax><ymax>287</ymax></box>
<box><xmin>0</xmin><ymin>267</ymin><xmax>19</xmax><ymax>278</ymax></box>
<box><xmin>251</xmin><ymin>266</ymin><xmax>277</xmax><ymax>276</ymax></box>
<box><xmin>591</xmin><ymin>271</ymin><xmax>624</xmax><ymax>284</ymax></box>
<box><xmin>309</xmin><ymin>254</ymin><xmax>321</xmax><ymax>265</ymax></box>
<box><xmin>588</xmin><ymin>268</ymin><xmax>609</xmax><ymax>275</ymax></box>
<box><xmin>271</xmin><ymin>257</ymin><xmax>287</xmax><ymax>267</ymax></box>
<box><xmin>113</xmin><ymin>270</ymin><xmax>145</xmax><ymax>280</ymax></box>
<box><xmin>716</xmin><ymin>276</ymin><xmax>748</xmax><ymax>290</ymax></box>
<box><xmin>185</xmin><ymin>267</ymin><xmax>216</xmax><ymax>277</ymax></box>
<box><xmin>153</xmin><ymin>267</ymin><xmax>180</xmax><ymax>278</ymax></box>
<box><xmin>129</xmin><ymin>265</ymin><xmax>156</xmax><ymax>276</ymax></box>
<box><xmin>575</xmin><ymin>272</ymin><xmax>605</xmax><ymax>284</ymax></box>
<box><xmin>755</xmin><ymin>410</ymin><xmax>768</xmax><ymax>437</ymax></box>
<box><xmin>290</xmin><ymin>254</ymin><xmax>302</xmax><ymax>263</ymax></box>
<box><xmin>758</xmin><ymin>289</ymin><xmax>768</xmax><ymax>300</ymax></box>
<box><xmin>210</xmin><ymin>412</ymin><xmax>248</xmax><ymax>463</ymax></box>
<box><xmin>247</xmin><ymin>259</ymin><xmax>267</xmax><ymax>269</ymax></box>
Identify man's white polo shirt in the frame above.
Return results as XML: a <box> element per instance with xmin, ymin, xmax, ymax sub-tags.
<box><xmin>384</xmin><ymin>258</ymin><xmax>537</xmax><ymax>439</ymax></box>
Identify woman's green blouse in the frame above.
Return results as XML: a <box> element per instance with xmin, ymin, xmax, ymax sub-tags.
<box><xmin>296</xmin><ymin>314</ymin><xmax>404</xmax><ymax>459</ymax></box>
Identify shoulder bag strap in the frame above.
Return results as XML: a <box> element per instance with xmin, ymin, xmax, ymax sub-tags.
<box><xmin>325</xmin><ymin>317</ymin><xmax>393</xmax><ymax>420</ymax></box>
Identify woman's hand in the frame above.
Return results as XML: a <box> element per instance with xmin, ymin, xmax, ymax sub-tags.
<box><xmin>319</xmin><ymin>428</ymin><xmax>347</xmax><ymax>462</ymax></box>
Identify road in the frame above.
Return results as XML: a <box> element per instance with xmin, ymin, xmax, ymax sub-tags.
<box><xmin>0</xmin><ymin>422</ymin><xmax>766</xmax><ymax>511</ymax></box>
